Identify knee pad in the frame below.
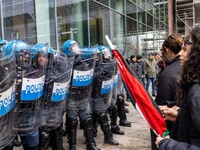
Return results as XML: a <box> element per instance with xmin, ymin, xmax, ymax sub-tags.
<box><xmin>99</xmin><ymin>113</ymin><xmax>108</xmax><ymax>121</ymax></box>
<box><xmin>83</xmin><ymin>117</ymin><xmax>92</xmax><ymax>126</ymax></box>
<box><xmin>69</xmin><ymin>118</ymin><xmax>78</xmax><ymax>127</ymax></box>
<box><xmin>113</xmin><ymin>105</ymin><xmax>118</xmax><ymax>113</ymax></box>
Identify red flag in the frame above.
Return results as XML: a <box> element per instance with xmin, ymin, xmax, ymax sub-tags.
<box><xmin>105</xmin><ymin>35</ymin><xmax>167</xmax><ymax>136</ymax></box>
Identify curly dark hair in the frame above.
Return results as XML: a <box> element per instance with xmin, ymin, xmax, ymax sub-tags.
<box><xmin>179</xmin><ymin>25</ymin><xmax>200</xmax><ymax>99</ymax></box>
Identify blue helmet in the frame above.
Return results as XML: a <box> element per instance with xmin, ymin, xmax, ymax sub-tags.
<box><xmin>46</xmin><ymin>44</ymin><xmax>55</xmax><ymax>54</ymax></box>
<box><xmin>6</xmin><ymin>40</ymin><xmax>31</xmax><ymax>55</ymax></box>
<box><xmin>97</xmin><ymin>45</ymin><xmax>112</xmax><ymax>58</ymax></box>
<box><xmin>3</xmin><ymin>40</ymin><xmax>30</xmax><ymax>61</ymax></box>
<box><xmin>31</xmin><ymin>43</ymin><xmax>53</xmax><ymax>57</ymax></box>
<box><xmin>0</xmin><ymin>44</ymin><xmax>12</xmax><ymax>60</ymax></box>
<box><xmin>62</xmin><ymin>40</ymin><xmax>79</xmax><ymax>55</ymax></box>
<box><xmin>0</xmin><ymin>39</ymin><xmax>8</xmax><ymax>46</ymax></box>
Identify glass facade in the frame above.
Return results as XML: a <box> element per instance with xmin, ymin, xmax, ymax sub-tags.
<box><xmin>1</xmin><ymin>0</ymin><xmax>168</xmax><ymax>56</ymax></box>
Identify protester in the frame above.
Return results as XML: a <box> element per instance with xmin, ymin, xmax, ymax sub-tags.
<box><xmin>135</xmin><ymin>55</ymin><xmax>145</xmax><ymax>85</ymax></box>
<box><xmin>150</xmin><ymin>34</ymin><xmax>183</xmax><ymax>150</ymax></box>
<box><xmin>155</xmin><ymin>34</ymin><xmax>183</xmax><ymax>107</ymax></box>
<box><xmin>130</xmin><ymin>55</ymin><xmax>136</xmax><ymax>72</ymax></box>
<box><xmin>156</xmin><ymin>25</ymin><xmax>200</xmax><ymax>150</ymax></box>
<box><xmin>159</xmin><ymin>34</ymin><xmax>193</xmax><ymax>123</ymax></box>
<box><xmin>144</xmin><ymin>53</ymin><xmax>157</xmax><ymax>97</ymax></box>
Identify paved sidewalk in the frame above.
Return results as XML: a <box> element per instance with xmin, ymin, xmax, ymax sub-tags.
<box><xmin>14</xmin><ymin>101</ymin><xmax>151</xmax><ymax>150</ymax></box>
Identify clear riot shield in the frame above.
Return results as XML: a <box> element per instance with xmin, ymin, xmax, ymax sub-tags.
<box><xmin>91</xmin><ymin>58</ymin><xmax>116</xmax><ymax>112</ymax></box>
<box><xmin>111</xmin><ymin>62</ymin><xmax>119</xmax><ymax>107</ymax></box>
<box><xmin>66</xmin><ymin>47</ymin><xmax>97</xmax><ymax>109</ymax></box>
<box><xmin>14</xmin><ymin>48</ymin><xmax>47</xmax><ymax>132</ymax></box>
<box><xmin>0</xmin><ymin>51</ymin><xmax>17</xmax><ymax>149</ymax></box>
<box><xmin>39</xmin><ymin>51</ymin><xmax>73</xmax><ymax>130</ymax></box>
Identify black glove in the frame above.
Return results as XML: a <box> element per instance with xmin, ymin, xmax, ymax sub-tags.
<box><xmin>74</xmin><ymin>59</ymin><xmax>82</xmax><ymax>66</ymax></box>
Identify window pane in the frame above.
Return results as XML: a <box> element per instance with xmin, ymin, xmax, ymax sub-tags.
<box><xmin>110</xmin><ymin>0</ymin><xmax>124</xmax><ymax>14</ymax></box>
<box><xmin>126</xmin><ymin>18</ymin><xmax>137</xmax><ymax>55</ymax></box>
<box><xmin>136</xmin><ymin>0</ymin><xmax>146</xmax><ymax>10</ymax></box>
<box><xmin>147</xmin><ymin>13</ymin><xmax>153</xmax><ymax>28</ymax></box>
<box><xmin>138</xmin><ymin>23</ymin><xmax>147</xmax><ymax>55</ymax></box>
<box><xmin>57</xmin><ymin>0</ymin><xmax>88</xmax><ymax>48</ymax></box>
<box><xmin>3</xmin><ymin>0</ymin><xmax>36</xmax><ymax>44</ymax></box>
<box><xmin>110</xmin><ymin>10</ymin><xmax>124</xmax><ymax>53</ymax></box>
<box><xmin>126</xmin><ymin>0</ymin><xmax>137</xmax><ymax>19</ymax></box>
<box><xmin>146</xmin><ymin>0</ymin><xmax>153</xmax><ymax>15</ymax></box>
<box><xmin>138</xmin><ymin>7</ymin><xmax>146</xmax><ymax>24</ymax></box>
<box><xmin>89</xmin><ymin>1</ymin><xmax>110</xmax><ymax>46</ymax></box>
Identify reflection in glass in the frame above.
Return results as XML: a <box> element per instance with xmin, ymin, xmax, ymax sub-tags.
<box><xmin>126</xmin><ymin>0</ymin><xmax>137</xmax><ymax>19</ymax></box>
<box><xmin>126</xmin><ymin>18</ymin><xmax>137</xmax><ymax>56</ymax></box>
<box><xmin>57</xmin><ymin>0</ymin><xmax>88</xmax><ymax>48</ymax></box>
<box><xmin>89</xmin><ymin>1</ymin><xmax>110</xmax><ymax>46</ymax></box>
<box><xmin>110</xmin><ymin>0</ymin><xmax>124</xmax><ymax>14</ymax></box>
<box><xmin>138</xmin><ymin>7</ymin><xmax>146</xmax><ymax>24</ymax></box>
<box><xmin>3</xmin><ymin>0</ymin><xmax>36</xmax><ymax>44</ymax></box>
<box><xmin>110</xmin><ymin>10</ymin><xmax>124</xmax><ymax>54</ymax></box>
<box><xmin>138</xmin><ymin>23</ymin><xmax>147</xmax><ymax>55</ymax></box>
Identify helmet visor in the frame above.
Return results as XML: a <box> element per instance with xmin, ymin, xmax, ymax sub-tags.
<box><xmin>71</xmin><ymin>43</ymin><xmax>80</xmax><ymax>54</ymax></box>
<box><xmin>102</xmin><ymin>47</ymin><xmax>112</xmax><ymax>58</ymax></box>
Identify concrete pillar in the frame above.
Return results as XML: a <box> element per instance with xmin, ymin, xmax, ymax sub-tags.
<box><xmin>168</xmin><ymin>0</ymin><xmax>174</xmax><ymax>35</ymax></box>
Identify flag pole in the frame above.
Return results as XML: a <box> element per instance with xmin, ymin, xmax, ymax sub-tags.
<box><xmin>105</xmin><ymin>35</ymin><xmax>115</xmax><ymax>50</ymax></box>
<box><xmin>105</xmin><ymin>35</ymin><xmax>123</xmax><ymax>69</ymax></box>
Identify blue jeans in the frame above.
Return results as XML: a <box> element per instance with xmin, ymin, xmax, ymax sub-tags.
<box><xmin>145</xmin><ymin>77</ymin><xmax>155</xmax><ymax>95</ymax></box>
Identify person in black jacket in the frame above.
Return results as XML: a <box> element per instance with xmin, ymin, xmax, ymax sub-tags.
<box><xmin>151</xmin><ymin>34</ymin><xmax>183</xmax><ymax>150</ymax></box>
<box><xmin>155</xmin><ymin>34</ymin><xmax>183</xmax><ymax>131</ymax></box>
<box><xmin>135</xmin><ymin>55</ymin><xmax>145</xmax><ymax>85</ymax></box>
<box><xmin>155</xmin><ymin>34</ymin><xmax>183</xmax><ymax>107</ymax></box>
<box><xmin>155</xmin><ymin>25</ymin><xmax>200</xmax><ymax>150</ymax></box>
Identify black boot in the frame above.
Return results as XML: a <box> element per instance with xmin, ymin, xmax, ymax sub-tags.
<box><xmin>66</xmin><ymin>118</ymin><xmax>78</xmax><ymax>150</ymax></box>
<box><xmin>92</xmin><ymin>112</ymin><xmax>99</xmax><ymax>137</ymax></box>
<box><xmin>2</xmin><ymin>141</ymin><xmax>14</xmax><ymax>150</ymax></box>
<box><xmin>99</xmin><ymin>113</ymin><xmax>119</xmax><ymax>146</ymax></box>
<box><xmin>49</xmin><ymin>127</ymin><xmax>64</xmax><ymax>150</ymax></box>
<box><xmin>117</xmin><ymin>95</ymin><xmax>131</xmax><ymax>127</ymax></box>
<box><xmin>23</xmin><ymin>145</ymin><xmax>39</xmax><ymax>150</ymax></box>
<box><xmin>83</xmin><ymin>117</ymin><xmax>100</xmax><ymax>150</ymax></box>
<box><xmin>109</xmin><ymin>105</ymin><xmax>124</xmax><ymax>135</ymax></box>
<box><xmin>39</xmin><ymin>130</ymin><xmax>50</xmax><ymax>150</ymax></box>
<box><xmin>111</xmin><ymin>125</ymin><xmax>124</xmax><ymax>135</ymax></box>
<box><xmin>119</xmin><ymin>120</ymin><xmax>131</xmax><ymax>127</ymax></box>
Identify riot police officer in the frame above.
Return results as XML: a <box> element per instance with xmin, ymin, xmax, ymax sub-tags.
<box><xmin>117</xmin><ymin>77</ymin><xmax>132</xmax><ymax>127</ymax></box>
<box><xmin>36</xmin><ymin>43</ymin><xmax>72</xmax><ymax>150</ymax></box>
<box><xmin>62</xmin><ymin>40</ymin><xmax>100</xmax><ymax>150</ymax></box>
<box><xmin>91</xmin><ymin>45</ymin><xmax>119</xmax><ymax>146</ymax></box>
<box><xmin>9</xmin><ymin>40</ymin><xmax>46</xmax><ymax>150</ymax></box>
<box><xmin>0</xmin><ymin>39</ymin><xmax>18</xmax><ymax>150</ymax></box>
<box><xmin>108</xmin><ymin>63</ymin><xmax>125</xmax><ymax>135</ymax></box>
